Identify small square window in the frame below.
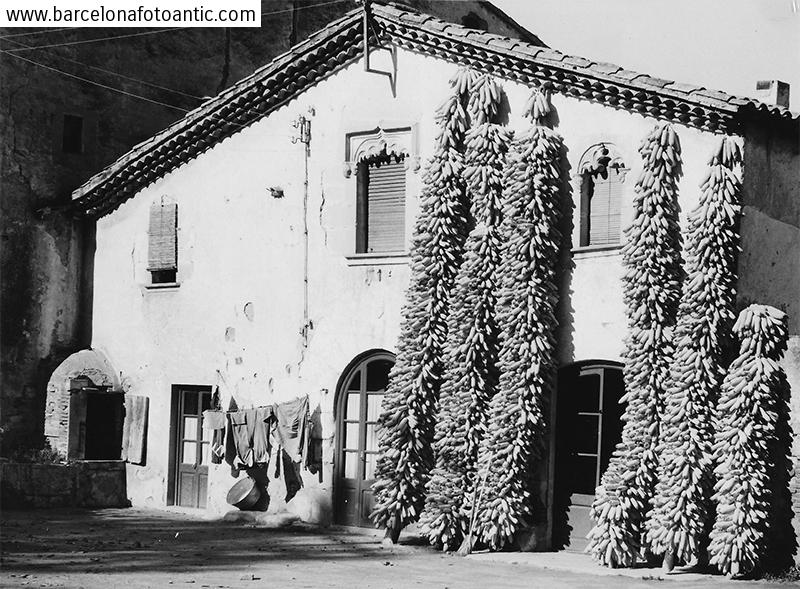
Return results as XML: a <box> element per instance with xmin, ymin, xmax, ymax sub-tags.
<box><xmin>62</xmin><ymin>114</ymin><xmax>83</xmax><ymax>154</ymax></box>
<box><xmin>150</xmin><ymin>269</ymin><xmax>177</xmax><ymax>284</ymax></box>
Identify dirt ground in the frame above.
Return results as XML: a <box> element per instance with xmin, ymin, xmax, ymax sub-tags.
<box><xmin>0</xmin><ymin>508</ymin><xmax>785</xmax><ymax>588</ymax></box>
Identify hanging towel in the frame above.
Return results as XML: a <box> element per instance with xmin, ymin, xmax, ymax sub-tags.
<box><xmin>202</xmin><ymin>409</ymin><xmax>226</xmax><ymax>464</ymax></box>
<box><xmin>272</xmin><ymin>395</ymin><xmax>310</xmax><ymax>502</ymax></box>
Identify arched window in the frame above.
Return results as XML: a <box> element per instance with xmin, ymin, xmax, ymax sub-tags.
<box><xmin>334</xmin><ymin>350</ymin><xmax>395</xmax><ymax>526</ymax></box>
<box><xmin>578</xmin><ymin>144</ymin><xmax>627</xmax><ymax>247</ymax></box>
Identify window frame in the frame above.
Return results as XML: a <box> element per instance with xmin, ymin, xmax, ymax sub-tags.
<box><xmin>343</xmin><ymin>125</ymin><xmax>419</xmax><ymax>264</ymax></box>
<box><xmin>575</xmin><ymin>143</ymin><xmax>628</xmax><ymax>252</ymax></box>
<box><xmin>355</xmin><ymin>152</ymin><xmax>407</xmax><ymax>255</ymax></box>
<box><xmin>146</xmin><ymin>196</ymin><xmax>179</xmax><ymax>288</ymax></box>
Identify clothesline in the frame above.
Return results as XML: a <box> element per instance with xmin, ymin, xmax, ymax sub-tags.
<box><xmin>214</xmin><ymin>369</ymin><xmax>312</xmax><ymax>413</ymax></box>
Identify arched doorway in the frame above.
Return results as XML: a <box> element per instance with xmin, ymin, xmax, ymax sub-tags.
<box><xmin>333</xmin><ymin>350</ymin><xmax>395</xmax><ymax>526</ymax></box>
<box><xmin>553</xmin><ymin>361</ymin><xmax>625</xmax><ymax>552</ymax></box>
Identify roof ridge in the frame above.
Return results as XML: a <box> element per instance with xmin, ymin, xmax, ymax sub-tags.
<box><xmin>370</xmin><ymin>1</ymin><xmax>799</xmax><ymax>119</ymax></box>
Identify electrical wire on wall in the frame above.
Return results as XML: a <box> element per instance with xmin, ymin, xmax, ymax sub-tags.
<box><xmin>291</xmin><ymin>108</ymin><xmax>314</xmax><ymax>355</ymax></box>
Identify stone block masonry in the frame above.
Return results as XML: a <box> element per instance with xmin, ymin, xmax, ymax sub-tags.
<box><xmin>0</xmin><ymin>461</ymin><xmax>128</xmax><ymax>508</ymax></box>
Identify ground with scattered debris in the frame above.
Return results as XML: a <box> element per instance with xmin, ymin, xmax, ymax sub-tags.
<box><xmin>0</xmin><ymin>508</ymin><xmax>786</xmax><ymax>588</ymax></box>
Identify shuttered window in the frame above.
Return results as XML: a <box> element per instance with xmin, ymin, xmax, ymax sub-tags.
<box><xmin>148</xmin><ymin>198</ymin><xmax>178</xmax><ymax>282</ymax></box>
<box><xmin>581</xmin><ymin>168</ymin><xmax>623</xmax><ymax>247</ymax></box>
<box><xmin>356</xmin><ymin>155</ymin><xmax>406</xmax><ymax>253</ymax></box>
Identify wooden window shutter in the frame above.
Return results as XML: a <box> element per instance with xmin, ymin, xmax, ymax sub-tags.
<box><xmin>122</xmin><ymin>395</ymin><xmax>149</xmax><ymax>465</ymax></box>
<box><xmin>588</xmin><ymin>168</ymin><xmax>623</xmax><ymax>246</ymax></box>
<box><xmin>365</xmin><ymin>158</ymin><xmax>406</xmax><ymax>253</ymax></box>
<box><xmin>148</xmin><ymin>198</ymin><xmax>177</xmax><ymax>271</ymax></box>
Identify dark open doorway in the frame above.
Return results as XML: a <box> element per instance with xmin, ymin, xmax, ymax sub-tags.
<box><xmin>84</xmin><ymin>392</ymin><xmax>124</xmax><ymax>460</ymax></box>
<box><xmin>553</xmin><ymin>361</ymin><xmax>625</xmax><ymax>552</ymax></box>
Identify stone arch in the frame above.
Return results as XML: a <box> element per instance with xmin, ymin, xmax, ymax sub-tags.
<box><xmin>44</xmin><ymin>349</ymin><xmax>120</xmax><ymax>459</ymax></box>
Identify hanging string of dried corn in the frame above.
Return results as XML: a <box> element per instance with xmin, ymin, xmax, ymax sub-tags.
<box><xmin>587</xmin><ymin>122</ymin><xmax>684</xmax><ymax>567</ymax></box>
<box><xmin>471</xmin><ymin>88</ymin><xmax>564</xmax><ymax>551</ymax></box>
<box><xmin>418</xmin><ymin>73</ymin><xmax>511</xmax><ymax>551</ymax></box>
<box><xmin>708</xmin><ymin>305</ymin><xmax>794</xmax><ymax>578</ymax></box>
<box><xmin>371</xmin><ymin>68</ymin><xmax>475</xmax><ymax>538</ymax></box>
<box><xmin>645</xmin><ymin>137</ymin><xmax>742</xmax><ymax>567</ymax></box>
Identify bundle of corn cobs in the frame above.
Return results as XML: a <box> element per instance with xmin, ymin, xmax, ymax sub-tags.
<box><xmin>472</xmin><ymin>88</ymin><xmax>564</xmax><ymax>551</ymax></box>
<box><xmin>645</xmin><ymin>137</ymin><xmax>742</xmax><ymax>565</ymax></box>
<box><xmin>587</xmin><ymin>122</ymin><xmax>684</xmax><ymax>567</ymax></box>
<box><xmin>708</xmin><ymin>304</ymin><xmax>792</xmax><ymax>578</ymax></box>
<box><xmin>371</xmin><ymin>67</ymin><xmax>475</xmax><ymax>536</ymax></box>
<box><xmin>419</xmin><ymin>73</ymin><xmax>510</xmax><ymax>551</ymax></box>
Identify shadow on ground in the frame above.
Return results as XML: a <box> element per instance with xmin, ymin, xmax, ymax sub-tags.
<box><xmin>1</xmin><ymin>508</ymin><xmax>391</xmax><ymax>576</ymax></box>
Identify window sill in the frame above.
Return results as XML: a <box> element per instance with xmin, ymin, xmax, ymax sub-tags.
<box><xmin>345</xmin><ymin>252</ymin><xmax>409</xmax><ymax>266</ymax></box>
<box><xmin>142</xmin><ymin>282</ymin><xmax>181</xmax><ymax>291</ymax></box>
<box><xmin>572</xmin><ymin>244</ymin><xmax>622</xmax><ymax>259</ymax></box>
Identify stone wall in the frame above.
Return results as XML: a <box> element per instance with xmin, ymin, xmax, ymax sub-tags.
<box><xmin>0</xmin><ymin>461</ymin><xmax>128</xmax><ymax>508</ymax></box>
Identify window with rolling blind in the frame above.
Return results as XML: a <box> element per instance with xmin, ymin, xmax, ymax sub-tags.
<box><xmin>356</xmin><ymin>154</ymin><xmax>406</xmax><ymax>254</ymax></box>
<box><xmin>580</xmin><ymin>167</ymin><xmax>623</xmax><ymax>247</ymax></box>
<box><xmin>148</xmin><ymin>198</ymin><xmax>178</xmax><ymax>283</ymax></box>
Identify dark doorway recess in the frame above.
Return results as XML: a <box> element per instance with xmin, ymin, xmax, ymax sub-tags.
<box><xmin>553</xmin><ymin>361</ymin><xmax>625</xmax><ymax>552</ymax></box>
<box><xmin>84</xmin><ymin>392</ymin><xmax>124</xmax><ymax>460</ymax></box>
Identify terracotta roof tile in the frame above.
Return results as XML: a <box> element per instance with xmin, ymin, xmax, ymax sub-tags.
<box><xmin>665</xmin><ymin>81</ymin><xmax>702</xmax><ymax>95</ymax></box>
<box><xmin>612</xmin><ymin>69</ymin><xmax>642</xmax><ymax>82</ymax></box>
<box><xmin>636</xmin><ymin>75</ymin><xmax>672</xmax><ymax>89</ymax></box>
<box><xmin>512</xmin><ymin>43</ymin><xmax>546</xmax><ymax>58</ymax></box>
<box><xmin>591</xmin><ymin>62</ymin><xmax>622</xmax><ymax>75</ymax></box>
<box><xmin>562</xmin><ymin>55</ymin><xmax>593</xmax><ymax>69</ymax></box>
<box><xmin>486</xmin><ymin>36</ymin><xmax>518</xmax><ymax>52</ymax></box>
<box><xmin>692</xmin><ymin>88</ymin><xmax>734</xmax><ymax>103</ymax></box>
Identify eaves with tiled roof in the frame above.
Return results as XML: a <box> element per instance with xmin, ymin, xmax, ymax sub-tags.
<box><xmin>71</xmin><ymin>1</ymin><xmax>799</xmax><ymax>218</ymax></box>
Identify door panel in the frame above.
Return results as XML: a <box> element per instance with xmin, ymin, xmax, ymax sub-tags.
<box><xmin>334</xmin><ymin>353</ymin><xmax>394</xmax><ymax>527</ymax></box>
<box><xmin>174</xmin><ymin>387</ymin><xmax>211</xmax><ymax>508</ymax></box>
<box><xmin>554</xmin><ymin>363</ymin><xmax>624</xmax><ymax>552</ymax></box>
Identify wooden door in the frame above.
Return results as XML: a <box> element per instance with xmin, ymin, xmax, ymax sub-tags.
<box><xmin>173</xmin><ymin>387</ymin><xmax>212</xmax><ymax>508</ymax></box>
<box><xmin>553</xmin><ymin>363</ymin><xmax>624</xmax><ymax>552</ymax></box>
<box><xmin>334</xmin><ymin>353</ymin><xmax>394</xmax><ymax>526</ymax></box>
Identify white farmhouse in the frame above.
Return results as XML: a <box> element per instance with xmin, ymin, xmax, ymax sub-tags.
<box><xmin>49</xmin><ymin>2</ymin><xmax>799</xmax><ymax>553</ymax></box>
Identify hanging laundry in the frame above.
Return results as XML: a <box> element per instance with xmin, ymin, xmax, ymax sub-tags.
<box><xmin>306</xmin><ymin>404</ymin><xmax>324</xmax><ymax>476</ymax></box>
<box><xmin>227</xmin><ymin>406</ymin><xmax>274</xmax><ymax>469</ymax></box>
<box><xmin>272</xmin><ymin>395</ymin><xmax>310</xmax><ymax>502</ymax></box>
<box><xmin>202</xmin><ymin>409</ymin><xmax>226</xmax><ymax>464</ymax></box>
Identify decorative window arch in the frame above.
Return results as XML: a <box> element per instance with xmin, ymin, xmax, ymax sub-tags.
<box><xmin>578</xmin><ymin>143</ymin><xmax>628</xmax><ymax>247</ymax></box>
<box><xmin>344</xmin><ymin>126</ymin><xmax>418</xmax><ymax>254</ymax></box>
<box><xmin>343</xmin><ymin>126</ymin><xmax>419</xmax><ymax>178</ymax></box>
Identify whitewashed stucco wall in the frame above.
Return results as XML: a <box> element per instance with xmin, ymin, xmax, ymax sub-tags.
<box><xmin>93</xmin><ymin>46</ymin><xmax>723</xmax><ymax>517</ymax></box>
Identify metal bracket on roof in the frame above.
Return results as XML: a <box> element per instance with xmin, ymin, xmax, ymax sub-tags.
<box><xmin>358</xmin><ymin>0</ymin><xmax>395</xmax><ymax>93</ymax></box>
